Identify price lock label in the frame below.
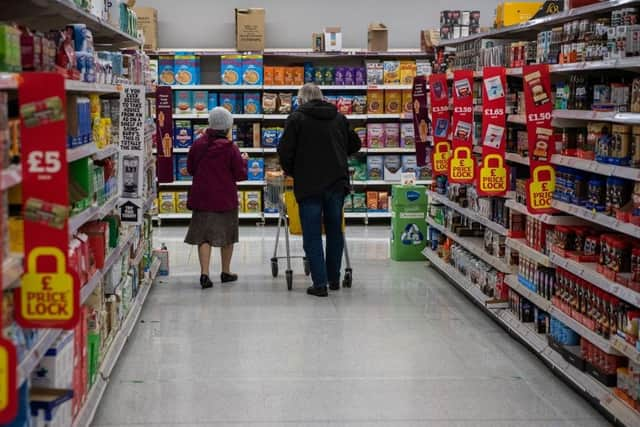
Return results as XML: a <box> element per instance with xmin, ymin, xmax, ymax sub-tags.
<box><xmin>449</xmin><ymin>146</ymin><xmax>475</xmax><ymax>183</ymax></box>
<box><xmin>478</xmin><ymin>154</ymin><xmax>508</xmax><ymax>195</ymax></box>
<box><xmin>527</xmin><ymin>165</ymin><xmax>555</xmax><ymax>213</ymax></box>
<box><xmin>0</xmin><ymin>338</ymin><xmax>17</xmax><ymax>423</ymax></box>
<box><xmin>432</xmin><ymin>141</ymin><xmax>451</xmax><ymax>175</ymax></box>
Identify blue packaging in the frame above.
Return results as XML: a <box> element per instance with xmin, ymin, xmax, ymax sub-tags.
<box><xmin>304</xmin><ymin>62</ymin><xmax>314</xmax><ymax>83</ymax></box>
<box><xmin>174</xmin><ymin>120</ymin><xmax>193</xmax><ymax>148</ymax></box>
<box><xmin>247</xmin><ymin>158</ymin><xmax>265</xmax><ymax>180</ymax></box>
<box><xmin>175</xmin><ymin>155</ymin><xmax>190</xmax><ymax>181</ymax></box>
<box><xmin>220</xmin><ymin>93</ymin><xmax>241</xmax><ymax>114</ymax></box>
<box><xmin>243</xmin><ymin>92</ymin><xmax>262</xmax><ymax>114</ymax></box>
<box><xmin>208</xmin><ymin>92</ymin><xmax>218</xmax><ymax>110</ymax></box>
<box><xmin>221</xmin><ymin>55</ymin><xmax>242</xmax><ymax>85</ymax></box>
<box><xmin>262</xmin><ymin>128</ymin><xmax>279</xmax><ymax>147</ymax></box>
<box><xmin>241</xmin><ymin>55</ymin><xmax>263</xmax><ymax>85</ymax></box>
<box><xmin>173</xmin><ymin>52</ymin><xmax>199</xmax><ymax>85</ymax></box>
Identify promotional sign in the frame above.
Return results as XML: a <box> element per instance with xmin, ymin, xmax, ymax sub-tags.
<box><xmin>428</xmin><ymin>74</ymin><xmax>450</xmax><ymax>176</ymax></box>
<box><xmin>523</xmin><ymin>64</ymin><xmax>555</xmax><ymax>213</ymax></box>
<box><xmin>0</xmin><ymin>338</ymin><xmax>17</xmax><ymax>423</ymax></box>
<box><xmin>412</xmin><ymin>76</ymin><xmax>430</xmax><ymax>167</ymax></box>
<box><xmin>119</xmin><ymin>85</ymin><xmax>146</xmax><ymax>223</ymax></box>
<box><xmin>17</xmin><ymin>72</ymin><xmax>79</xmax><ymax>330</ymax></box>
<box><xmin>449</xmin><ymin>70</ymin><xmax>475</xmax><ymax>183</ymax></box>
<box><xmin>156</xmin><ymin>85</ymin><xmax>174</xmax><ymax>183</ymax></box>
<box><xmin>477</xmin><ymin>67</ymin><xmax>508</xmax><ymax>196</ymax></box>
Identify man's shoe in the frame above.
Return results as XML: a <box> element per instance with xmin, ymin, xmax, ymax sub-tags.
<box><xmin>221</xmin><ymin>272</ymin><xmax>238</xmax><ymax>283</ymax></box>
<box><xmin>200</xmin><ymin>274</ymin><xmax>213</xmax><ymax>289</ymax></box>
<box><xmin>307</xmin><ymin>286</ymin><xmax>328</xmax><ymax>297</ymax></box>
<box><xmin>329</xmin><ymin>282</ymin><xmax>340</xmax><ymax>291</ymax></box>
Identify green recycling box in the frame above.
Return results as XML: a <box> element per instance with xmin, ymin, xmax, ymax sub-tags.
<box><xmin>390</xmin><ymin>210</ymin><xmax>428</xmax><ymax>261</ymax></box>
<box><xmin>391</xmin><ymin>185</ymin><xmax>428</xmax><ymax>212</ymax></box>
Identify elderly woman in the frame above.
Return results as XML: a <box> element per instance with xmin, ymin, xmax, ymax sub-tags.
<box><xmin>278</xmin><ymin>84</ymin><xmax>361</xmax><ymax>297</ymax></box>
<box><xmin>185</xmin><ymin>107</ymin><xmax>248</xmax><ymax>289</ymax></box>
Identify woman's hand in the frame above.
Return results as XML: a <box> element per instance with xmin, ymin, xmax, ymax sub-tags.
<box><xmin>241</xmin><ymin>152</ymin><xmax>249</xmax><ymax>161</ymax></box>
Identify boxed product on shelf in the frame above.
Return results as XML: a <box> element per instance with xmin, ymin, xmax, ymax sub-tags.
<box><xmin>244</xmin><ymin>191</ymin><xmax>262</xmax><ymax>213</ymax></box>
<box><xmin>384</xmin><ymin>155</ymin><xmax>402</xmax><ymax>181</ymax></box>
<box><xmin>192</xmin><ymin>90</ymin><xmax>208</xmax><ymax>114</ymax></box>
<box><xmin>176</xmin><ymin>191</ymin><xmax>189</xmax><ymax>213</ymax></box>
<box><xmin>385</xmin><ymin>90</ymin><xmax>402</xmax><ymax>114</ymax></box>
<box><xmin>383</xmin><ymin>61</ymin><xmax>400</xmax><ymax>84</ymax></box>
<box><xmin>159</xmin><ymin>192</ymin><xmax>176</xmax><ymax>213</ymax></box>
<box><xmin>193</xmin><ymin>123</ymin><xmax>207</xmax><ymax>140</ymax></box>
<box><xmin>384</xmin><ymin>123</ymin><xmax>400</xmax><ymax>147</ymax></box>
<box><xmin>174</xmin><ymin>90</ymin><xmax>193</xmax><ymax>114</ymax></box>
<box><xmin>31</xmin><ymin>331</ymin><xmax>74</xmax><ymax>388</ymax></box>
<box><xmin>352</xmin><ymin>95</ymin><xmax>367</xmax><ymax>114</ymax></box>
<box><xmin>174</xmin><ymin>120</ymin><xmax>193</xmax><ymax>148</ymax></box>
<box><xmin>174</xmin><ymin>154</ymin><xmax>190</xmax><ymax>181</ymax></box>
<box><xmin>352</xmin><ymin>192</ymin><xmax>367</xmax><ymax>212</ymax></box>
<box><xmin>348</xmin><ymin>156</ymin><xmax>367</xmax><ymax>181</ymax></box>
<box><xmin>367</xmin><ymin>123</ymin><xmax>385</xmax><ymax>148</ymax></box>
<box><xmin>400</xmin><ymin>61</ymin><xmax>416</xmax><ymax>85</ymax></box>
<box><xmin>0</xmin><ymin>24</ymin><xmax>21</xmax><ymax>72</ymax></box>
<box><xmin>354</xmin><ymin>127</ymin><xmax>367</xmax><ymax>146</ymax></box>
<box><xmin>367</xmin><ymin>155</ymin><xmax>383</xmax><ymax>180</ymax></box>
<box><xmin>402</xmin><ymin>155</ymin><xmax>417</xmax><ymax>174</ymax></box>
<box><xmin>221</xmin><ymin>55</ymin><xmax>242</xmax><ymax>85</ymax></box>
<box><xmin>67</xmin><ymin>96</ymin><xmax>92</xmax><ymax>147</ymax></box>
<box><xmin>81</xmin><ymin>221</ymin><xmax>109</xmax><ymax>269</ymax></box>
<box><xmin>220</xmin><ymin>93</ymin><xmax>241</xmax><ymax>114</ymax></box>
<box><xmin>244</xmin><ymin>92</ymin><xmax>262</xmax><ymax>114</ymax></box>
<box><xmin>262</xmin><ymin>127</ymin><xmax>282</xmax><ymax>147</ymax></box>
<box><xmin>337</xmin><ymin>96</ymin><xmax>352</xmax><ymax>114</ymax></box>
<box><xmin>247</xmin><ymin>158</ymin><xmax>265</xmax><ymax>181</ymax></box>
<box><xmin>366</xmin><ymin>61</ymin><xmax>384</xmax><ymax>85</ymax></box>
<box><xmin>208</xmin><ymin>92</ymin><xmax>218</xmax><ymax>110</ymax></box>
<box><xmin>400</xmin><ymin>123</ymin><xmax>415</xmax><ymax>147</ymax></box>
<box><xmin>174</xmin><ymin>52</ymin><xmax>200</xmax><ymax>85</ymax></box>
<box><xmin>242</xmin><ymin>54</ymin><xmax>263</xmax><ymax>85</ymax></box>
<box><xmin>367</xmin><ymin>90</ymin><xmax>384</xmax><ymax>113</ymax></box>
<box><xmin>238</xmin><ymin>191</ymin><xmax>245</xmax><ymax>212</ymax></box>
<box><xmin>344</xmin><ymin>194</ymin><xmax>354</xmax><ymax>212</ymax></box>
<box><xmin>402</xmin><ymin>90</ymin><xmax>413</xmax><ymax>114</ymax></box>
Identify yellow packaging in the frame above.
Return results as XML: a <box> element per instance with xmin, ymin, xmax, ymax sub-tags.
<box><xmin>367</xmin><ymin>90</ymin><xmax>384</xmax><ymax>114</ymax></box>
<box><xmin>385</xmin><ymin>90</ymin><xmax>402</xmax><ymax>114</ymax></box>
<box><xmin>151</xmin><ymin>197</ymin><xmax>159</xmax><ymax>215</ymax></box>
<box><xmin>8</xmin><ymin>217</ymin><xmax>23</xmax><ymax>254</ymax></box>
<box><xmin>175</xmin><ymin>191</ymin><xmax>189</xmax><ymax>213</ymax></box>
<box><xmin>495</xmin><ymin>2</ymin><xmax>543</xmax><ymax>28</ymax></box>
<box><xmin>399</xmin><ymin>61</ymin><xmax>416</xmax><ymax>85</ymax></box>
<box><xmin>402</xmin><ymin>90</ymin><xmax>413</xmax><ymax>114</ymax></box>
<box><xmin>158</xmin><ymin>192</ymin><xmax>176</xmax><ymax>213</ymax></box>
<box><xmin>383</xmin><ymin>61</ymin><xmax>400</xmax><ymax>84</ymax></box>
<box><xmin>238</xmin><ymin>191</ymin><xmax>245</xmax><ymax>212</ymax></box>
<box><xmin>244</xmin><ymin>191</ymin><xmax>262</xmax><ymax>213</ymax></box>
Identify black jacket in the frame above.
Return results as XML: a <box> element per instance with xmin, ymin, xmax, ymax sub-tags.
<box><xmin>278</xmin><ymin>100</ymin><xmax>361</xmax><ymax>201</ymax></box>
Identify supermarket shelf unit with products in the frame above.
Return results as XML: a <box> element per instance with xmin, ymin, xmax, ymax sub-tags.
<box><xmin>430</xmin><ymin>1</ymin><xmax>640</xmax><ymax>425</ymax></box>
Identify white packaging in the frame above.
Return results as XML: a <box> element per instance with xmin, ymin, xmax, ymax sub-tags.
<box><xmin>31</xmin><ymin>332</ymin><xmax>74</xmax><ymax>389</ymax></box>
<box><xmin>384</xmin><ymin>155</ymin><xmax>402</xmax><ymax>182</ymax></box>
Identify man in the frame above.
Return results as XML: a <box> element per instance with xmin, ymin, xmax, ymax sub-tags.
<box><xmin>278</xmin><ymin>83</ymin><xmax>362</xmax><ymax>297</ymax></box>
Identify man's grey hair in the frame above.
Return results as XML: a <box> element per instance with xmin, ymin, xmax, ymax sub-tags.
<box><xmin>297</xmin><ymin>83</ymin><xmax>323</xmax><ymax>105</ymax></box>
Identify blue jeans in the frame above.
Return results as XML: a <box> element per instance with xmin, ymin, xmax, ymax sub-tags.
<box><xmin>298</xmin><ymin>191</ymin><xmax>344</xmax><ymax>289</ymax></box>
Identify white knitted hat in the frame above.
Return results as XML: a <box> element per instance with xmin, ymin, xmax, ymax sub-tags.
<box><xmin>208</xmin><ymin>107</ymin><xmax>233</xmax><ymax>130</ymax></box>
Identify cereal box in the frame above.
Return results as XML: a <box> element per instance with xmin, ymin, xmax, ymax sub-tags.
<box><xmin>247</xmin><ymin>158</ymin><xmax>265</xmax><ymax>181</ymax></box>
<box><xmin>263</xmin><ymin>66</ymin><xmax>274</xmax><ymax>85</ymax></box>
<box><xmin>355</xmin><ymin>127</ymin><xmax>367</xmax><ymax>146</ymax></box>
<box><xmin>193</xmin><ymin>124</ymin><xmax>207</xmax><ymax>140</ymax></box>
<box><xmin>367</xmin><ymin>155</ymin><xmax>384</xmax><ymax>180</ymax></box>
<box><xmin>367</xmin><ymin>191</ymin><xmax>379</xmax><ymax>211</ymax></box>
<box><xmin>293</xmin><ymin>67</ymin><xmax>305</xmax><ymax>85</ymax></box>
<box><xmin>274</xmin><ymin>67</ymin><xmax>285</xmax><ymax>85</ymax></box>
<box><xmin>348</xmin><ymin>156</ymin><xmax>367</xmax><ymax>181</ymax></box>
<box><xmin>174</xmin><ymin>53</ymin><xmax>199</xmax><ymax>85</ymax></box>
<box><xmin>304</xmin><ymin>63</ymin><xmax>314</xmax><ymax>83</ymax></box>
<box><xmin>400</xmin><ymin>123</ymin><xmax>415</xmax><ymax>147</ymax></box>
<box><xmin>241</xmin><ymin>55</ymin><xmax>263</xmax><ymax>85</ymax></box>
<box><xmin>367</xmin><ymin>124</ymin><xmax>385</xmax><ymax>148</ymax></box>
<box><xmin>284</xmin><ymin>67</ymin><xmax>294</xmax><ymax>85</ymax></box>
<box><xmin>416</xmin><ymin>59</ymin><xmax>432</xmax><ymax>77</ymax></box>
<box><xmin>378</xmin><ymin>192</ymin><xmax>389</xmax><ymax>211</ymax></box>
<box><xmin>175</xmin><ymin>192</ymin><xmax>189</xmax><ymax>213</ymax></box>
<box><xmin>344</xmin><ymin>67</ymin><xmax>355</xmax><ymax>86</ymax></box>
<box><xmin>220</xmin><ymin>93</ymin><xmax>241</xmax><ymax>114</ymax></box>
<box><xmin>237</xmin><ymin>191</ymin><xmax>245</xmax><ymax>212</ymax></box>
<box><xmin>192</xmin><ymin>90</ymin><xmax>208</xmax><ymax>114</ymax></box>
<box><xmin>402</xmin><ymin>155</ymin><xmax>418</xmax><ymax>174</ymax></box>
<box><xmin>323</xmin><ymin>66</ymin><xmax>335</xmax><ymax>85</ymax></box>
<box><xmin>367</xmin><ymin>90</ymin><xmax>384</xmax><ymax>114</ymax></box>
<box><xmin>158</xmin><ymin>55</ymin><xmax>175</xmax><ymax>85</ymax></box>
<box><xmin>174</xmin><ymin>90</ymin><xmax>192</xmax><ymax>114</ymax></box>
<box><xmin>244</xmin><ymin>92</ymin><xmax>262</xmax><ymax>114</ymax></box>
<box><xmin>352</xmin><ymin>95</ymin><xmax>367</xmax><ymax>114</ymax></box>
<box><xmin>355</xmin><ymin>67</ymin><xmax>366</xmax><ymax>85</ymax></box>
<box><xmin>244</xmin><ymin>191</ymin><xmax>262</xmax><ymax>213</ymax></box>
<box><xmin>383</xmin><ymin>61</ymin><xmax>400</xmax><ymax>84</ymax></box>
<box><xmin>337</xmin><ymin>96</ymin><xmax>352</xmax><ymax>114</ymax></box>
<box><xmin>221</xmin><ymin>55</ymin><xmax>242</xmax><ymax>85</ymax></box>
<box><xmin>385</xmin><ymin>90</ymin><xmax>402</xmax><ymax>114</ymax></box>
<box><xmin>262</xmin><ymin>127</ymin><xmax>279</xmax><ymax>147</ymax></box>
<box><xmin>174</xmin><ymin>154</ymin><xmax>190</xmax><ymax>181</ymax></box>
<box><xmin>384</xmin><ymin>155</ymin><xmax>402</xmax><ymax>181</ymax></box>
<box><xmin>366</xmin><ymin>61</ymin><xmax>383</xmax><ymax>85</ymax></box>
<box><xmin>173</xmin><ymin>120</ymin><xmax>193</xmax><ymax>148</ymax></box>
<box><xmin>400</xmin><ymin>61</ymin><xmax>417</xmax><ymax>85</ymax></box>
<box><xmin>158</xmin><ymin>192</ymin><xmax>176</xmax><ymax>213</ymax></box>
<box><xmin>384</xmin><ymin>123</ymin><xmax>400</xmax><ymax>147</ymax></box>
<box><xmin>402</xmin><ymin>90</ymin><xmax>413</xmax><ymax>113</ymax></box>
<box><xmin>334</xmin><ymin>67</ymin><xmax>345</xmax><ymax>85</ymax></box>
<box><xmin>352</xmin><ymin>192</ymin><xmax>366</xmax><ymax>212</ymax></box>
<box><xmin>208</xmin><ymin>92</ymin><xmax>218</xmax><ymax>109</ymax></box>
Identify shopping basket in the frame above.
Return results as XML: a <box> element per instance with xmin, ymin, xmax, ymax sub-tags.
<box><xmin>267</xmin><ymin>171</ymin><xmax>352</xmax><ymax>290</ymax></box>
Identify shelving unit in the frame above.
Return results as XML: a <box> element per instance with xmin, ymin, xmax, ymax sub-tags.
<box><xmin>427</xmin><ymin>190</ymin><xmax>509</xmax><ymax>236</ymax></box>
<box><xmin>505</xmin><ymin>238</ymin><xmax>552</xmax><ymax>267</ymax></box>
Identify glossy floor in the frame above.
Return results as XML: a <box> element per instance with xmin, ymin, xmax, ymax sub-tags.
<box><xmin>93</xmin><ymin>225</ymin><xmax>611</xmax><ymax>427</ymax></box>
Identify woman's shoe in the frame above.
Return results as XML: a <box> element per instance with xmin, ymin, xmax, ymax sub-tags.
<box><xmin>221</xmin><ymin>272</ymin><xmax>238</xmax><ymax>283</ymax></box>
<box><xmin>200</xmin><ymin>274</ymin><xmax>213</xmax><ymax>289</ymax></box>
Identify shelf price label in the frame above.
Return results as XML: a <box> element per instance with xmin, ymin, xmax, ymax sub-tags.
<box><xmin>17</xmin><ymin>73</ymin><xmax>78</xmax><ymax>330</ymax></box>
<box><xmin>0</xmin><ymin>338</ymin><xmax>16</xmax><ymax>424</ymax></box>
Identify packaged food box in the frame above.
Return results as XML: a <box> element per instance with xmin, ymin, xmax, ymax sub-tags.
<box><xmin>237</xmin><ymin>191</ymin><xmax>245</xmax><ymax>212</ymax></box>
<box><xmin>402</xmin><ymin>155</ymin><xmax>418</xmax><ymax>174</ymax></box>
<box><xmin>344</xmin><ymin>194</ymin><xmax>354</xmax><ymax>212</ymax></box>
<box><xmin>244</xmin><ymin>92</ymin><xmax>262</xmax><ymax>114</ymax></box>
<box><xmin>174</xmin><ymin>53</ymin><xmax>199</xmax><ymax>85</ymax></box>
<box><xmin>334</xmin><ymin>67</ymin><xmax>346</xmax><ymax>85</ymax></box>
<box><xmin>355</xmin><ymin>127</ymin><xmax>367</xmax><ymax>146</ymax></box>
<box><xmin>158</xmin><ymin>192</ymin><xmax>176</xmax><ymax>213</ymax></box>
<box><xmin>323</xmin><ymin>66</ymin><xmax>335</xmax><ymax>85</ymax></box>
<box><xmin>367</xmin><ymin>90</ymin><xmax>384</xmax><ymax>114</ymax></box>
<box><xmin>221</xmin><ymin>55</ymin><xmax>242</xmax><ymax>85</ymax></box>
<box><xmin>220</xmin><ymin>93</ymin><xmax>241</xmax><ymax>114</ymax></box>
<box><xmin>263</xmin><ymin>66</ymin><xmax>274</xmax><ymax>85</ymax></box>
<box><xmin>244</xmin><ymin>191</ymin><xmax>262</xmax><ymax>213</ymax></box>
<box><xmin>401</xmin><ymin>123</ymin><xmax>415</xmax><ymax>147</ymax></box>
<box><xmin>367</xmin><ymin>124</ymin><xmax>385</xmax><ymax>148</ymax></box>
<box><xmin>352</xmin><ymin>192</ymin><xmax>367</xmax><ymax>212</ymax></box>
<box><xmin>173</xmin><ymin>120</ymin><xmax>193</xmax><ymax>148</ymax></box>
<box><xmin>174</xmin><ymin>154</ymin><xmax>190</xmax><ymax>181</ymax></box>
<box><xmin>400</xmin><ymin>61</ymin><xmax>417</xmax><ymax>85</ymax></box>
<box><xmin>337</xmin><ymin>96</ymin><xmax>353</xmax><ymax>114</ymax></box>
<box><xmin>293</xmin><ymin>67</ymin><xmax>305</xmax><ymax>85</ymax></box>
<box><xmin>384</xmin><ymin>123</ymin><xmax>400</xmax><ymax>147</ymax></box>
<box><xmin>379</xmin><ymin>191</ymin><xmax>389</xmax><ymax>211</ymax></box>
<box><xmin>174</xmin><ymin>90</ymin><xmax>192</xmax><ymax>114</ymax></box>
<box><xmin>274</xmin><ymin>67</ymin><xmax>285</xmax><ymax>85</ymax></box>
<box><xmin>247</xmin><ymin>158</ymin><xmax>265</xmax><ymax>181</ymax></box>
<box><xmin>262</xmin><ymin>127</ymin><xmax>279</xmax><ymax>147</ymax></box>
<box><xmin>366</xmin><ymin>62</ymin><xmax>384</xmax><ymax>85</ymax></box>
<box><xmin>192</xmin><ymin>90</ymin><xmax>208</xmax><ymax>114</ymax></box>
<box><xmin>348</xmin><ymin>156</ymin><xmax>367</xmax><ymax>181</ymax></box>
<box><xmin>383</xmin><ymin>61</ymin><xmax>401</xmax><ymax>84</ymax></box>
<box><xmin>416</xmin><ymin>59</ymin><xmax>432</xmax><ymax>77</ymax></box>
<box><xmin>402</xmin><ymin>90</ymin><xmax>413</xmax><ymax>113</ymax></box>
<box><xmin>384</xmin><ymin>155</ymin><xmax>402</xmax><ymax>181</ymax></box>
<box><xmin>158</xmin><ymin>55</ymin><xmax>175</xmax><ymax>85</ymax></box>
<box><xmin>284</xmin><ymin>67</ymin><xmax>294</xmax><ymax>85</ymax></box>
<box><xmin>385</xmin><ymin>90</ymin><xmax>402</xmax><ymax>114</ymax></box>
<box><xmin>367</xmin><ymin>155</ymin><xmax>384</xmax><ymax>180</ymax></box>
<box><xmin>208</xmin><ymin>92</ymin><xmax>218</xmax><ymax>110</ymax></box>
<box><xmin>367</xmin><ymin>191</ymin><xmax>379</xmax><ymax>211</ymax></box>
<box><xmin>175</xmin><ymin>191</ymin><xmax>189</xmax><ymax>213</ymax></box>
<box><xmin>242</xmin><ymin>54</ymin><xmax>263</xmax><ymax>85</ymax></box>
<box><xmin>352</xmin><ymin>95</ymin><xmax>367</xmax><ymax>114</ymax></box>
<box><xmin>355</xmin><ymin>67</ymin><xmax>366</xmax><ymax>86</ymax></box>
<box><xmin>344</xmin><ymin>67</ymin><xmax>355</xmax><ymax>86</ymax></box>
<box><xmin>304</xmin><ymin>63</ymin><xmax>314</xmax><ymax>83</ymax></box>
<box><xmin>193</xmin><ymin>124</ymin><xmax>207</xmax><ymax>140</ymax></box>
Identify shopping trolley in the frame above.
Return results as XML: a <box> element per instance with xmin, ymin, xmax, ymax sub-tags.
<box><xmin>266</xmin><ymin>171</ymin><xmax>353</xmax><ymax>290</ymax></box>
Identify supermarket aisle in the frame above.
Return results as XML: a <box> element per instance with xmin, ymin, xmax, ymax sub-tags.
<box><xmin>93</xmin><ymin>225</ymin><xmax>610</xmax><ymax>427</ymax></box>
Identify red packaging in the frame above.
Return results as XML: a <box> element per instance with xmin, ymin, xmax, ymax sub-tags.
<box><xmin>80</xmin><ymin>221</ymin><xmax>109</xmax><ymax>269</ymax></box>
<box><xmin>337</xmin><ymin>96</ymin><xmax>353</xmax><ymax>115</ymax></box>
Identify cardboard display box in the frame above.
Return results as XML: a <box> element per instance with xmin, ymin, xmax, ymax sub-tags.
<box><xmin>134</xmin><ymin>7</ymin><xmax>158</xmax><ymax>51</ymax></box>
<box><xmin>323</xmin><ymin>26</ymin><xmax>342</xmax><ymax>51</ymax></box>
<box><xmin>368</xmin><ymin>23</ymin><xmax>388</xmax><ymax>52</ymax></box>
<box><xmin>236</xmin><ymin>8</ymin><xmax>265</xmax><ymax>51</ymax></box>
